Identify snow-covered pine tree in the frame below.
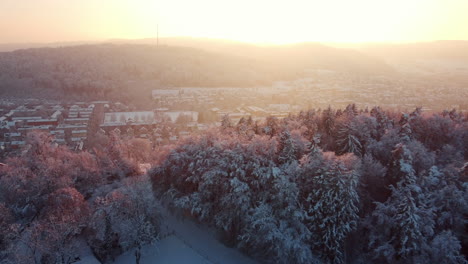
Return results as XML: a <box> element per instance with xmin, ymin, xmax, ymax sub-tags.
<box><xmin>344</xmin><ymin>104</ymin><xmax>358</xmax><ymax>117</ymax></box>
<box><xmin>264</xmin><ymin>116</ymin><xmax>279</xmax><ymax>137</ymax></box>
<box><xmin>429</xmin><ymin>231</ymin><xmax>467</xmax><ymax>264</ymax></box>
<box><xmin>221</xmin><ymin>114</ymin><xmax>232</xmax><ymax>130</ymax></box>
<box><xmin>399</xmin><ymin>113</ymin><xmax>413</xmax><ymax>143</ymax></box>
<box><xmin>321</xmin><ymin>106</ymin><xmax>335</xmax><ymax>136</ymax></box>
<box><xmin>239</xmin><ymin>165</ymin><xmax>317</xmax><ymax>264</ymax></box>
<box><xmin>278</xmin><ymin>129</ymin><xmax>297</xmax><ymax>164</ymax></box>
<box><xmin>336</xmin><ymin>122</ymin><xmax>363</xmax><ymax>157</ymax></box>
<box><xmin>369</xmin><ymin>144</ymin><xmax>435</xmax><ymax>263</ymax></box>
<box><xmin>302</xmin><ymin>152</ymin><xmax>360</xmax><ymax>264</ymax></box>
<box><xmin>370</xmin><ymin>106</ymin><xmax>392</xmax><ymax>140</ymax></box>
<box><xmin>309</xmin><ymin>133</ymin><xmax>322</xmax><ymax>155</ymax></box>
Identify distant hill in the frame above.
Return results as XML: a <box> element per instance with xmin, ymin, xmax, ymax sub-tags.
<box><xmin>110</xmin><ymin>37</ymin><xmax>393</xmax><ymax>73</ymax></box>
<box><xmin>358</xmin><ymin>40</ymin><xmax>468</xmax><ymax>61</ymax></box>
<box><xmin>0</xmin><ymin>41</ymin><xmax>98</xmax><ymax>52</ymax></box>
<box><xmin>0</xmin><ymin>42</ymin><xmax>392</xmax><ymax>101</ymax></box>
<box><xmin>352</xmin><ymin>40</ymin><xmax>468</xmax><ymax>76</ymax></box>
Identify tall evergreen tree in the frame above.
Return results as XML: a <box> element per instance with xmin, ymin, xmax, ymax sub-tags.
<box><xmin>221</xmin><ymin>114</ymin><xmax>232</xmax><ymax>130</ymax></box>
<box><xmin>336</xmin><ymin>122</ymin><xmax>363</xmax><ymax>157</ymax></box>
<box><xmin>369</xmin><ymin>144</ymin><xmax>435</xmax><ymax>263</ymax></box>
<box><xmin>302</xmin><ymin>153</ymin><xmax>360</xmax><ymax>264</ymax></box>
<box><xmin>278</xmin><ymin>129</ymin><xmax>297</xmax><ymax>165</ymax></box>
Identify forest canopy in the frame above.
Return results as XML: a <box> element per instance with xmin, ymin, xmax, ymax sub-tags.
<box><xmin>0</xmin><ymin>106</ymin><xmax>466</xmax><ymax>263</ymax></box>
<box><xmin>150</xmin><ymin>106</ymin><xmax>468</xmax><ymax>264</ymax></box>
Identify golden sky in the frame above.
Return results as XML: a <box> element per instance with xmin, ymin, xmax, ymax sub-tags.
<box><xmin>1</xmin><ymin>0</ymin><xmax>467</xmax><ymax>44</ymax></box>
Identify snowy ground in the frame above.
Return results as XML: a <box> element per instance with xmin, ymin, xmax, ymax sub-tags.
<box><xmin>114</xmin><ymin>206</ymin><xmax>258</xmax><ymax>264</ymax></box>
<box><xmin>79</xmin><ymin>205</ymin><xmax>258</xmax><ymax>264</ymax></box>
<box><xmin>113</xmin><ymin>236</ymin><xmax>209</xmax><ymax>264</ymax></box>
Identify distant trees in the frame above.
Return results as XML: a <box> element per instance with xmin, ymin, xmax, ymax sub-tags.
<box><xmin>221</xmin><ymin>114</ymin><xmax>232</xmax><ymax>130</ymax></box>
<box><xmin>0</xmin><ymin>45</ymin><xmax>283</xmax><ymax>101</ymax></box>
<box><xmin>0</xmin><ymin>43</ymin><xmax>397</xmax><ymax>102</ymax></box>
<box><xmin>175</xmin><ymin>113</ymin><xmax>192</xmax><ymax>125</ymax></box>
<box><xmin>125</xmin><ymin>138</ymin><xmax>152</xmax><ymax>163</ymax></box>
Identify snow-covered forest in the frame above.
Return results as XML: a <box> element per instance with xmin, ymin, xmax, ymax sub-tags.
<box><xmin>0</xmin><ymin>132</ymin><xmax>162</xmax><ymax>263</ymax></box>
<box><xmin>151</xmin><ymin>106</ymin><xmax>468</xmax><ymax>263</ymax></box>
<box><xmin>1</xmin><ymin>105</ymin><xmax>467</xmax><ymax>263</ymax></box>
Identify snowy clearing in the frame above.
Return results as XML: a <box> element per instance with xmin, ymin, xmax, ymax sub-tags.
<box><xmin>112</xmin><ymin>205</ymin><xmax>258</xmax><ymax>264</ymax></box>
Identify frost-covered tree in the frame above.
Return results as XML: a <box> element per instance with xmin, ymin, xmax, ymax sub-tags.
<box><xmin>89</xmin><ymin>176</ymin><xmax>160</xmax><ymax>263</ymax></box>
<box><xmin>301</xmin><ymin>152</ymin><xmax>360</xmax><ymax>264</ymax></box>
<box><xmin>0</xmin><ymin>203</ymin><xmax>15</xmax><ymax>253</ymax></box>
<box><xmin>336</xmin><ymin>122</ymin><xmax>363</xmax><ymax>157</ymax></box>
<box><xmin>236</xmin><ymin>117</ymin><xmax>248</xmax><ymax>136</ymax></box>
<box><xmin>429</xmin><ymin>231</ymin><xmax>467</xmax><ymax>264</ymax></box>
<box><xmin>344</xmin><ymin>104</ymin><xmax>358</xmax><ymax>117</ymax></box>
<box><xmin>278</xmin><ymin>129</ymin><xmax>297</xmax><ymax>164</ymax></box>
<box><xmin>126</xmin><ymin>138</ymin><xmax>151</xmax><ymax>162</ymax></box>
<box><xmin>399</xmin><ymin>113</ymin><xmax>413</xmax><ymax>143</ymax></box>
<box><xmin>301</xmin><ymin>109</ymin><xmax>318</xmax><ymax>140</ymax></box>
<box><xmin>321</xmin><ymin>106</ymin><xmax>335</xmax><ymax>136</ymax></box>
<box><xmin>264</xmin><ymin>116</ymin><xmax>280</xmax><ymax>137</ymax></box>
<box><xmin>240</xmin><ymin>163</ymin><xmax>316</xmax><ymax>264</ymax></box>
<box><xmin>36</xmin><ymin>188</ymin><xmax>89</xmax><ymax>263</ymax></box>
<box><xmin>221</xmin><ymin>114</ymin><xmax>232</xmax><ymax>130</ymax></box>
<box><xmin>359</xmin><ymin>154</ymin><xmax>388</xmax><ymax>215</ymax></box>
<box><xmin>369</xmin><ymin>144</ymin><xmax>435</xmax><ymax>263</ymax></box>
<box><xmin>370</xmin><ymin>106</ymin><xmax>393</xmax><ymax>140</ymax></box>
<box><xmin>422</xmin><ymin>166</ymin><xmax>468</xmax><ymax>244</ymax></box>
<box><xmin>309</xmin><ymin>133</ymin><xmax>322</xmax><ymax>155</ymax></box>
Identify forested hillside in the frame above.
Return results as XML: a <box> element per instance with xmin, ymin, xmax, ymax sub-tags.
<box><xmin>0</xmin><ymin>43</ymin><xmax>391</xmax><ymax>101</ymax></box>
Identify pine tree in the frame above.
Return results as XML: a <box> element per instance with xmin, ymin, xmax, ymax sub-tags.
<box><xmin>399</xmin><ymin>113</ymin><xmax>413</xmax><ymax>142</ymax></box>
<box><xmin>221</xmin><ymin>114</ymin><xmax>232</xmax><ymax>130</ymax></box>
<box><xmin>236</xmin><ymin>117</ymin><xmax>248</xmax><ymax>136</ymax></box>
<box><xmin>321</xmin><ymin>106</ymin><xmax>335</xmax><ymax>136</ymax></box>
<box><xmin>278</xmin><ymin>129</ymin><xmax>297</xmax><ymax>165</ymax></box>
<box><xmin>264</xmin><ymin>116</ymin><xmax>279</xmax><ymax>137</ymax></box>
<box><xmin>302</xmin><ymin>153</ymin><xmax>360</xmax><ymax>264</ymax></box>
<box><xmin>309</xmin><ymin>133</ymin><xmax>322</xmax><ymax>155</ymax></box>
<box><xmin>369</xmin><ymin>144</ymin><xmax>435</xmax><ymax>263</ymax></box>
<box><xmin>429</xmin><ymin>231</ymin><xmax>467</xmax><ymax>264</ymax></box>
<box><xmin>370</xmin><ymin>106</ymin><xmax>392</xmax><ymax>140</ymax></box>
<box><xmin>336</xmin><ymin>122</ymin><xmax>362</xmax><ymax>157</ymax></box>
<box><xmin>344</xmin><ymin>104</ymin><xmax>358</xmax><ymax>117</ymax></box>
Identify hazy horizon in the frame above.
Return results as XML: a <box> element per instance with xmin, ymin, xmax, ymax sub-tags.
<box><xmin>1</xmin><ymin>36</ymin><xmax>468</xmax><ymax>46</ymax></box>
<box><xmin>2</xmin><ymin>0</ymin><xmax>468</xmax><ymax>45</ymax></box>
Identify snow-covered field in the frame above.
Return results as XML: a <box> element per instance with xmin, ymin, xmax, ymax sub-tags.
<box><xmin>114</xmin><ymin>236</ymin><xmax>209</xmax><ymax>264</ymax></box>
<box><xmin>78</xmin><ymin>205</ymin><xmax>257</xmax><ymax>264</ymax></box>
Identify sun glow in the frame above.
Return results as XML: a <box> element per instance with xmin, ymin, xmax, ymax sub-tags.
<box><xmin>1</xmin><ymin>0</ymin><xmax>467</xmax><ymax>44</ymax></box>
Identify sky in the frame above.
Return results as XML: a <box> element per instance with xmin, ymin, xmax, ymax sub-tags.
<box><xmin>1</xmin><ymin>0</ymin><xmax>468</xmax><ymax>44</ymax></box>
